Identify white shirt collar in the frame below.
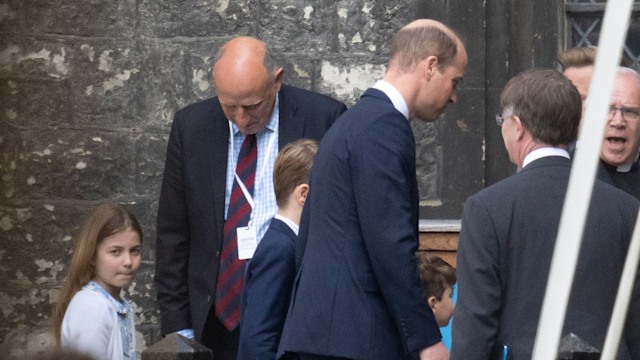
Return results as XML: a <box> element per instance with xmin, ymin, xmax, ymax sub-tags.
<box><xmin>522</xmin><ymin>147</ymin><xmax>570</xmax><ymax>168</ymax></box>
<box><xmin>373</xmin><ymin>80</ymin><xmax>409</xmax><ymax>120</ymax></box>
<box><xmin>274</xmin><ymin>213</ymin><xmax>299</xmax><ymax>236</ymax></box>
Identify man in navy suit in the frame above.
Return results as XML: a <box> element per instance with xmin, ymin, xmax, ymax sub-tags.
<box><xmin>279</xmin><ymin>19</ymin><xmax>468</xmax><ymax>360</ymax></box>
<box><xmin>155</xmin><ymin>37</ymin><xmax>346</xmax><ymax>360</ymax></box>
<box><xmin>451</xmin><ymin>69</ymin><xmax>640</xmax><ymax>359</ymax></box>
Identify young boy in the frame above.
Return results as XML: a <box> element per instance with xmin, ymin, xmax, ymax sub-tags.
<box><xmin>416</xmin><ymin>253</ymin><xmax>457</xmax><ymax>327</ymax></box>
<box><xmin>238</xmin><ymin>139</ymin><xmax>319</xmax><ymax>360</ymax></box>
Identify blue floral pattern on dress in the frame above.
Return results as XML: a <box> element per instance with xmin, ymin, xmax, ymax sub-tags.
<box><xmin>84</xmin><ymin>281</ymin><xmax>136</xmax><ymax>359</ymax></box>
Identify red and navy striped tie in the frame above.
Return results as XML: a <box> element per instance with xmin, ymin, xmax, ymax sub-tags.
<box><xmin>215</xmin><ymin>133</ymin><xmax>257</xmax><ymax>331</ymax></box>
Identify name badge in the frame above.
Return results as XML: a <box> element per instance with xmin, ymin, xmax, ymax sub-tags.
<box><xmin>237</xmin><ymin>225</ymin><xmax>258</xmax><ymax>260</ymax></box>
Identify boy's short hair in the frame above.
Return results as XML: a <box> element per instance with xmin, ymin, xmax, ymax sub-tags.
<box><xmin>274</xmin><ymin>139</ymin><xmax>319</xmax><ymax>207</ymax></box>
<box><xmin>557</xmin><ymin>46</ymin><xmax>630</xmax><ymax>70</ymax></box>
<box><xmin>557</xmin><ymin>46</ymin><xmax>597</xmax><ymax>71</ymax></box>
<box><xmin>416</xmin><ymin>253</ymin><xmax>456</xmax><ymax>300</ymax></box>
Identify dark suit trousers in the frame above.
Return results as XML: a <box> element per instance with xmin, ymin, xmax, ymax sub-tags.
<box><xmin>201</xmin><ymin>306</ymin><xmax>240</xmax><ymax>360</ymax></box>
<box><xmin>288</xmin><ymin>353</ymin><xmax>351</xmax><ymax>360</ymax></box>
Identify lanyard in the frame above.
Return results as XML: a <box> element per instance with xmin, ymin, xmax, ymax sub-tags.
<box><xmin>228</xmin><ymin>121</ymin><xmax>277</xmax><ymax>216</ymax></box>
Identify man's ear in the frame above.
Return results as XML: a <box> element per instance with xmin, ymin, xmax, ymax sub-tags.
<box><xmin>424</xmin><ymin>55</ymin><xmax>439</xmax><ymax>80</ymax></box>
<box><xmin>428</xmin><ymin>295</ymin><xmax>438</xmax><ymax>310</ymax></box>
<box><xmin>295</xmin><ymin>184</ymin><xmax>309</xmax><ymax>206</ymax></box>
<box><xmin>513</xmin><ymin>115</ymin><xmax>526</xmax><ymax>141</ymax></box>
<box><xmin>274</xmin><ymin>67</ymin><xmax>284</xmax><ymax>90</ymax></box>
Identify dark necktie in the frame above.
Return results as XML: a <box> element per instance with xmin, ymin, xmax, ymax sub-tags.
<box><xmin>215</xmin><ymin>134</ymin><xmax>257</xmax><ymax>331</ymax></box>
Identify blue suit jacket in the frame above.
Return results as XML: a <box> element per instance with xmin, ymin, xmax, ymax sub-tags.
<box><xmin>238</xmin><ymin>218</ymin><xmax>297</xmax><ymax>360</ymax></box>
<box><xmin>155</xmin><ymin>85</ymin><xmax>346</xmax><ymax>340</ymax></box>
<box><xmin>452</xmin><ymin>156</ymin><xmax>640</xmax><ymax>359</ymax></box>
<box><xmin>279</xmin><ymin>88</ymin><xmax>441</xmax><ymax>359</ymax></box>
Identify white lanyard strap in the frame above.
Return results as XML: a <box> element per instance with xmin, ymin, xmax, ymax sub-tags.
<box><xmin>228</xmin><ymin>122</ymin><xmax>277</xmax><ymax>215</ymax></box>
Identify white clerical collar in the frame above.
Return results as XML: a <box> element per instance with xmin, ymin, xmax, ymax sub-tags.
<box><xmin>373</xmin><ymin>80</ymin><xmax>409</xmax><ymax>120</ymax></box>
<box><xmin>522</xmin><ymin>147</ymin><xmax>570</xmax><ymax>168</ymax></box>
<box><xmin>617</xmin><ymin>162</ymin><xmax>633</xmax><ymax>172</ymax></box>
<box><xmin>274</xmin><ymin>213</ymin><xmax>299</xmax><ymax>236</ymax></box>
<box><xmin>615</xmin><ymin>152</ymin><xmax>639</xmax><ymax>172</ymax></box>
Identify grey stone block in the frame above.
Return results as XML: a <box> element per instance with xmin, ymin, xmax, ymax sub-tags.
<box><xmin>137</xmin><ymin>42</ymin><xmax>193</xmax><ymax>133</ymax></box>
<box><xmin>0</xmin><ymin>39</ymin><xmax>71</xmax><ymax>79</ymax></box>
<box><xmin>136</xmin><ymin>134</ymin><xmax>168</xmax><ymax>199</ymax></box>
<box><xmin>142</xmin><ymin>333</ymin><xmax>213</xmax><ymax>360</ymax></box>
<box><xmin>0</xmin><ymin>0</ymin><xmax>22</xmax><ymax>35</ymax></box>
<box><xmin>557</xmin><ymin>333</ymin><xmax>600</xmax><ymax>360</ymax></box>
<box><xmin>9</xmin><ymin>130</ymin><xmax>137</xmax><ymax>199</ymax></box>
<box><xmin>138</xmin><ymin>0</ymin><xmax>256</xmax><ymax>38</ymax></box>
<box><xmin>66</xmin><ymin>40</ymin><xmax>141</xmax><ymax>129</ymax></box>
<box><xmin>19</xmin><ymin>0</ymin><xmax>136</xmax><ymax>37</ymax></box>
<box><xmin>0</xmin><ymin>77</ymin><xmax>71</xmax><ymax>128</ymax></box>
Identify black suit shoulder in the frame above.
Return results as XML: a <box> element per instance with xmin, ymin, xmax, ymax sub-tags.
<box><xmin>280</xmin><ymin>84</ymin><xmax>345</xmax><ymax>107</ymax></box>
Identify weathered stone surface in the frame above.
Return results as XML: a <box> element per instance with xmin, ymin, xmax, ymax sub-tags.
<box><xmin>138</xmin><ymin>0</ymin><xmax>256</xmax><ymax>38</ymax></box>
<box><xmin>181</xmin><ymin>40</ymin><xmax>219</xmax><ymax>104</ymax></box>
<box><xmin>0</xmin><ymin>77</ymin><xmax>71</xmax><ymax>129</ymax></box>
<box><xmin>0</xmin><ymin>1</ymin><xmax>21</xmax><ymax>36</ymax></box>
<box><xmin>0</xmin><ymin>202</ymin><xmax>93</xmax><ymax>345</ymax></box>
<box><xmin>8</xmin><ymin>130</ymin><xmax>137</xmax><ymax>200</ymax></box>
<box><xmin>317</xmin><ymin>58</ymin><xmax>386</xmax><ymax>105</ymax></box>
<box><xmin>0</xmin><ymin>38</ymin><xmax>71</xmax><ymax>79</ymax></box>
<box><xmin>142</xmin><ymin>333</ymin><xmax>213</xmax><ymax>360</ymax></box>
<box><xmin>138</xmin><ymin>42</ymin><xmax>193</xmax><ymax>132</ymax></box>
<box><xmin>137</xmin><ymin>134</ymin><xmax>169</xmax><ymax>198</ymax></box>
<box><xmin>19</xmin><ymin>0</ymin><xmax>136</xmax><ymax>38</ymax></box>
<box><xmin>260</xmin><ymin>0</ymin><xmax>411</xmax><ymax>56</ymax></box>
<box><xmin>413</xmin><ymin>120</ymin><xmax>440</xmax><ymax>206</ymax></box>
<box><xmin>66</xmin><ymin>40</ymin><xmax>141</xmax><ymax>129</ymax></box>
<box><xmin>557</xmin><ymin>333</ymin><xmax>600</xmax><ymax>359</ymax></box>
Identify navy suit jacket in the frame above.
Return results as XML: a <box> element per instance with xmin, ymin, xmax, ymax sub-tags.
<box><xmin>452</xmin><ymin>156</ymin><xmax>640</xmax><ymax>359</ymax></box>
<box><xmin>279</xmin><ymin>88</ymin><xmax>441</xmax><ymax>359</ymax></box>
<box><xmin>238</xmin><ymin>218</ymin><xmax>297</xmax><ymax>360</ymax></box>
<box><xmin>155</xmin><ymin>85</ymin><xmax>346</xmax><ymax>340</ymax></box>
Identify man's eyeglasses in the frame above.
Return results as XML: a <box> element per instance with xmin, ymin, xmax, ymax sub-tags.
<box><xmin>608</xmin><ymin>106</ymin><xmax>640</xmax><ymax>121</ymax></box>
<box><xmin>495</xmin><ymin>113</ymin><xmax>513</xmax><ymax>127</ymax></box>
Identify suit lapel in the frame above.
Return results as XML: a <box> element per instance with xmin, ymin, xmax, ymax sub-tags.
<box><xmin>277</xmin><ymin>85</ymin><xmax>302</xmax><ymax>149</ymax></box>
<box><xmin>208</xmin><ymin>99</ymin><xmax>231</xmax><ymax>243</ymax></box>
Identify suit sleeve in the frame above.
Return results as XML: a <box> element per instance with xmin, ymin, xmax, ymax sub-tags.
<box><xmin>238</xmin><ymin>233</ymin><xmax>296</xmax><ymax>359</ymax></box>
<box><xmin>155</xmin><ymin>112</ymin><xmax>192</xmax><ymax>334</ymax></box>
<box><xmin>351</xmin><ymin>117</ymin><xmax>441</xmax><ymax>354</ymax></box>
<box><xmin>626</xmin><ymin>266</ymin><xmax>640</xmax><ymax>359</ymax></box>
<box><xmin>623</xmin><ymin>198</ymin><xmax>640</xmax><ymax>359</ymax></box>
<box><xmin>451</xmin><ymin>195</ymin><xmax>502</xmax><ymax>359</ymax></box>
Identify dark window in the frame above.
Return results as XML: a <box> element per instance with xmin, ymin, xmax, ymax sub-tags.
<box><xmin>565</xmin><ymin>1</ymin><xmax>640</xmax><ymax>69</ymax></box>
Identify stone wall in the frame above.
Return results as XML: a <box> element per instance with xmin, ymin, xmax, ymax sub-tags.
<box><xmin>0</xmin><ymin>0</ymin><xmax>435</xmax><ymax>357</ymax></box>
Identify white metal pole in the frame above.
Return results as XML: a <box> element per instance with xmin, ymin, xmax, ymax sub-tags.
<box><xmin>601</xmin><ymin>211</ymin><xmax>640</xmax><ymax>359</ymax></box>
<box><xmin>530</xmin><ymin>1</ymin><xmax>633</xmax><ymax>359</ymax></box>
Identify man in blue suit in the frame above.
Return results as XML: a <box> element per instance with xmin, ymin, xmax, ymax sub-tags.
<box><xmin>279</xmin><ymin>19</ymin><xmax>468</xmax><ymax>360</ymax></box>
<box><xmin>155</xmin><ymin>37</ymin><xmax>347</xmax><ymax>360</ymax></box>
<box><xmin>451</xmin><ymin>69</ymin><xmax>640</xmax><ymax>359</ymax></box>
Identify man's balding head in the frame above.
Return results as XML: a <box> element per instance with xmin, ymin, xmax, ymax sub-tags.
<box><xmin>213</xmin><ymin>37</ymin><xmax>283</xmax><ymax>134</ymax></box>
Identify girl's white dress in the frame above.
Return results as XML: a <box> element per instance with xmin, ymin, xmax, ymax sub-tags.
<box><xmin>61</xmin><ymin>281</ymin><xmax>136</xmax><ymax>360</ymax></box>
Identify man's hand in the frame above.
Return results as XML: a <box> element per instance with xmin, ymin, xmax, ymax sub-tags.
<box><xmin>420</xmin><ymin>341</ymin><xmax>449</xmax><ymax>360</ymax></box>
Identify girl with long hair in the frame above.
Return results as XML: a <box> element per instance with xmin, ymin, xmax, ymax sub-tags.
<box><xmin>53</xmin><ymin>202</ymin><xmax>142</xmax><ymax>360</ymax></box>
